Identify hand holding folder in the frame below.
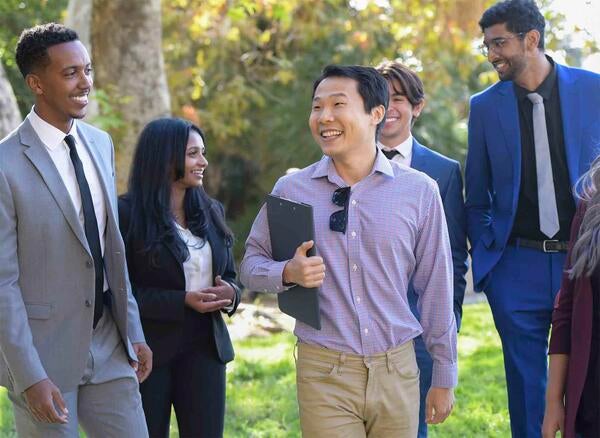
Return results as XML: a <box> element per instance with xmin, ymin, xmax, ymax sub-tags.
<box><xmin>266</xmin><ymin>194</ymin><xmax>322</xmax><ymax>330</ymax></box>
<box><xmin>282</xmin><ymin>240</ymin><xmax>325</xmax><ymax>289</ymax></box>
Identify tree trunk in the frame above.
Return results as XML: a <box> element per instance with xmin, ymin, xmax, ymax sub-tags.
<box><xmin>91</xmin><ymin>0</ymin><xmax>171</xmax><ymax>191</ymax></box>
<box><xmin>0</xmin><ymin>62</ymin><xmax>22</xmax><ymax>138</ymax></box>
<box><xmin>65</xmin><ymin>0</ymin><xmax>99</xmax><ymax>119</ymax></box>
<box><xmin>65</xmin><ymin>0</ymin><xmax>93</xmax><ymax>51</ymax></box>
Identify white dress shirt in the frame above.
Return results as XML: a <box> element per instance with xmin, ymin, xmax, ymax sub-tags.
<box><xmin>379</xmin><ymin>134</ymin><xmax>413</xmax><ymax>167</ymax></box>
<box><xmin>28</xmin><ymin>108</ymin><xmax>108</xmax><ymax>288</ymax></box>
<box><xmin>175</xmin><ymin>223</ymin><xmax>213</xmax><ymax>291</ymax></box>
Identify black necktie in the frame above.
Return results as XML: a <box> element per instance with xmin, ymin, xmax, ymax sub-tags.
<box><xmin>65</xmin><ymin>135</ymin><xmax>104</xmax><ymax>328</ymax></box>
<box><xmin>382</xmin><ymin>149</ymin><xmax>400</xmax><ymax>160</ymax></box>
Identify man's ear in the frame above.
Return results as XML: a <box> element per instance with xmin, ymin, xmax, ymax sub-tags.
<box><xmin>524</xmin><ymin>29</ymin><xmax>541</xmax><ymax>52</ymax></box>
<box><xmin>371</xmin><ymin>104</ymin><xmax>386</xmax><ymax>126</ymax></box>
<box><xmin>412</xmin><ymin>100</ymin><xmax>425</xmax><ymax>119</ymax></box>
<box><xmin>25</xmin><ymin>73</ymin><xmax>44</xmax><ymax>96</ymax></box>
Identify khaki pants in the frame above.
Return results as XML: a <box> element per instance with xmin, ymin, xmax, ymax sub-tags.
<box><xmin>296</xmin><ymin>341</ymin><xmax>419</xmax><ymax>438</ymax></box>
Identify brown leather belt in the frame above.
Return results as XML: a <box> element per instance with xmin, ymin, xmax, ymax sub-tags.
<box><xmin>508</xmin><ymin>237</ymin><xmax>568</xmax><ymax>253</ymax></box>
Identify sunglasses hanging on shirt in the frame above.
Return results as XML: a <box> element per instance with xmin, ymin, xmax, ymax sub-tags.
<box><xmin>329</xmin><ymin>186</ymin><xmax>351</xmax><ymax>234</ymax></box>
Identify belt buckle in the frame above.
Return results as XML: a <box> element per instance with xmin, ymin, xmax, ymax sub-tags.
<box><xmin>542</xmin><ymin>239</ymin><xmax>559</xmax><ymax>253</ymax></box>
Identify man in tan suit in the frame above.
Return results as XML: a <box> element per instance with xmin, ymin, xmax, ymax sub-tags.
<box><xmin>0</xmin><ymin>23</ymin><xmax>151</xmax><ymax>437</ymax></box>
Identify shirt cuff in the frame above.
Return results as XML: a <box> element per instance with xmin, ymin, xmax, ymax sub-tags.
<box><xmin>431</xmin><ymin>362</ymin><xmax>458</xmax><ymax>388</ymax></box>
<box><xmin>265</xmin><ymin>260</ymin><xmax>295</xmax><ymax>293</ymax></box>
<box><xmin>220</xmin><ymin>280</ymin><xmax>236</xmax><ymax>312</ymax></box>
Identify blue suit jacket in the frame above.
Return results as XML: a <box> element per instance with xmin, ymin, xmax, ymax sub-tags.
<box><xmin>466</xmin><ymin>63</ymin><xmax>600</xmax><ymax>291</ymax></box>
<box><xmin>409</xmin><ymin>139</ymin><xmax>468</xmax><ymax>330</ymax></box>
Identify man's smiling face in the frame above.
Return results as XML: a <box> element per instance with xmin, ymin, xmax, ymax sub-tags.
<box><xmin>309</xmin><ymin>76</ymin><xmax>380</xmax><ymax>160</ymax></box>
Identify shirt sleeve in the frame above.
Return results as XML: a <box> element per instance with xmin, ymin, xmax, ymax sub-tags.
<box><xmin>412</xmin><ymin>182</ymin><xmax>458</xmax><ymax>388</ymax></box>
<box><xmin>240</xmin><ymin>181</ymin><xmax>293</xmax><ymax>294</ymax></box>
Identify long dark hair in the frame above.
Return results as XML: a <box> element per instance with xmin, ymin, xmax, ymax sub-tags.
<box><xmin>126</xmin><ymin>117</ymin><xmax>233</xmax><ymax>265</ymax></box>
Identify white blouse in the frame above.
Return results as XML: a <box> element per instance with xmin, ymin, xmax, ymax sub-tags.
<box><xmin>175</xmin><ymin>222</ymin><xmax>213</xmax><ymax>291</ymax></box>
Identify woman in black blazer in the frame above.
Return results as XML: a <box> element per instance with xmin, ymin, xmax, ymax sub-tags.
<box><xmin>119</xmin><ymin>118</ymin><xmax>241</xmax><ymax>438</ymax></box>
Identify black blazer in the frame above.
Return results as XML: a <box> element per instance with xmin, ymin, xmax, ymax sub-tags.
<box><xmin>118</xmin><ymin>195</ymin><xmax>241</xmax><ymax>368</ymax></box>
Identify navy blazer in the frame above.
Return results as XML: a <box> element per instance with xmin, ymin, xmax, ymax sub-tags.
<box><xmin>466</xmin><ymin>63</ymin><xmax>600</xmax><ymax>291</ymax></box>
<box><xmin>118</xmin><ymin>195</ymin><xmax>241</xmax><ymax>367</ymax></box>
<box><xmin>409</xmin><ymin>139</ymin><xmax>468</xmax><ymax>330</ymax></box>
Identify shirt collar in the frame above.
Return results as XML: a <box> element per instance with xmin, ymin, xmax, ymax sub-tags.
<box><xmin>379</xmin><ymin>134</ymin><xmax>413</xmax><ymax>158</ymax></box>
<box><xmin>311</xmin><ymin>149</ymin><xmax>395</xmax><ymax>184</ymax></box>
<box><xmin>27</xmin><ymin>106</ymin><xmax>78</xmax><ymax>150</ymax></box>
<box><xmin>514</xmin><ymin>55</ymin><xmax>557</xmax><ymax>102</ymax></box>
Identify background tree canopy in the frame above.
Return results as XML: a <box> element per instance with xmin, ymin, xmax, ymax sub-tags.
<box><xmin>1</xmin><ymin>0</ymin><xmax>597</xmax><ymax>257</ymax></box>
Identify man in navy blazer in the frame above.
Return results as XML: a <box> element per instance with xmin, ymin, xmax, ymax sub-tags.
<box><xmin>466</xmin><ymin>1</ymin><xmax>600</xmax><ymax>436</ymax></box>
<box><xmin>377</xmin><ymin>61</ymin><xmax>468</xmax><ymax>438</ymax></box>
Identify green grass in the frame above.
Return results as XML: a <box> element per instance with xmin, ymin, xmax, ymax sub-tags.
<box><xmin>0</xmin><ymin>302</ymin><xmax>510</xmax><ymax>437</ymax></box>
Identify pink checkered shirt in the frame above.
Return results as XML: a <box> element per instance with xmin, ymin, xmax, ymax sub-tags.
<box><xmin>241</xmin><ymin>151</ymin><xmax>457</xmax><ymax>387</ymax></box>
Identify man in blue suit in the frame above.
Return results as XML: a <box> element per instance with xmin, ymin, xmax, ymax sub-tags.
<box><xmin>377</xmin><ymin>61</ymin><xmax>468</xmax><ymax>438</ymax></box>
<box><xmin>466</xmin><ymin>1</ymin><xmax>600</xmax><ymax>436</ymax></box>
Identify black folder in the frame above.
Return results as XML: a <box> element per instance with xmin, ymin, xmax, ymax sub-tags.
<box><xmin>266</xmin><ymin>194</ymin><xmax>321</xmax><ymax>330</ymax></box>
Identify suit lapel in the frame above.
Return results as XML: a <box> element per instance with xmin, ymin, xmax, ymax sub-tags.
<box><xmin>496</xmin><ymin>83</ymin><xmax>521</xmax><ymax>207</ymax></box>
<box><xmin>20</xmin><ymin>119</ymin><xmax>89</xmax><ymax>251</ymax></box>
<box><xmin>206</xmin><ymin>220</ymin><xmax>222</xmax><ymax>277</ymax></box>
<box><xmin>556</xmin><ymin>64</ymin><xmax>582</xmax><ymax>188</ymax></box>
<box><xmin>77</xmin><ymin>124</ymin><xmax>116</xmax><ymax>218</ymax></box>
<box><xmin>410</xmin><ymin>139</ymin><xmax>427</xmax><ymax>172</ymax></box>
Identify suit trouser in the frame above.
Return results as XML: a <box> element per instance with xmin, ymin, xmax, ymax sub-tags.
<box><xmin>296</xmin><ymin>341</ymin><xmax>419</xmax><ymax>438</ymax></box>
<box><xmin>485</xmin><ymin>245</ymin><xmax>565</xmax><ymax>438</ymax></box>
<box><xmin>410</xmin><ymin>335</ymin><xmax>432</xmax><ymax>438</ymax></box>
<box><xmin>408</xmin><ymin>289</ymin><xmax>434</xmax><ymax>438</ymax></box>
<box><xmin>8</xmin><ymin>305</ymin><xmax>148</xmax><ymax>438</ymax></box>
<box><xmin>140</xmin><ymin>338</ymin><xmax>226</xmax><ymax>438</ymax></box>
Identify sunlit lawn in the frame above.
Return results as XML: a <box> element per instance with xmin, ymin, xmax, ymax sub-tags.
<box><xmin>0</xmin><ymin>302</ymin><xmax>510</xmax><ymax>437</ymax></box>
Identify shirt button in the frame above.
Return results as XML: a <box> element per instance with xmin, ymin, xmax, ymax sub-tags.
<box><xmin>364</xmin><ymin>328</ymin><xmax>369</xmax><ymax>335</ymax></box>
<box><xmin>351</xmin><ymin>200</ymin><xmax>357</xmax><ymax>206</ymax></box>
<box><xmin>356</xmin><ymin>296</ymin><xmax>361</xmax><ymax>303</ymax></box>
<box><xmin>85</xmin><ymin>299</ymin><xmax>92</xmax><ymax>307</ymax></box>
<box><xmin>351</xmin><ymin>231</ymin><xmax>356</xmax><ymax>238</ymax></box>
<box><xmin>352</xmin><ymin>264</ymin><xmax>358</xmax><ymax>272</ymax></box>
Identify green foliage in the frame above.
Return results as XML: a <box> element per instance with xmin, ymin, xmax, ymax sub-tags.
<box><xmin>224</xmin><ymin>334</ymin><xmax>300</xmax><ymax>437</ymax></box>
<box><xmin>89</xmin><ymin>87</ymin><xmax>131</xmax><ymax>152</ymax></box>
<box><xmin>429</xmin><ymin>302</ymin><xmax>509</xmax><ymax>437</ymax></box>
<box><xmin>0</xmin><ymin>303</ymin><xmax>510</xmax><ymax>437</ymax></box>
<box><xmin>162</xmin><ymin>0</ymin><xmax>490</xmax><ymax>256</ymax></box>
<box><xmin>0</xmin><ymin>0</ymin><xmax>69</xmax><ymax>116</ymax></box>
<box><xmin>1</xmin><ymin>0</ymin><xmax>596</xmax><ymax>258</ymax></box>
<box><xmin>220</xmin><ymin>302</ymin><xmax>510</xmax><ymax>437</ymax></box>
<box><xmin>0</xmin><ymin>387</ymin><xmax>16</xmax><ymax>437</ymax></box>
<box><xmin>162</xmin><ymin>0</ymin><xmax>598</xmax><ymax>257</ymax></box>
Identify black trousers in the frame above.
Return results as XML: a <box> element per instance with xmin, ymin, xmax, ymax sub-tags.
<box><xmin>140</xmin><ymin>340</ymin><xmax>226</xmax><ymax>438</ymax></box>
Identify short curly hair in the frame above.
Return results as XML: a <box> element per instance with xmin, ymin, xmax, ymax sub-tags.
<box><xmin>479</xmin><ymin>0</ymin><xmax>545</xmax><ymax>50</ymax></box>
<box><xmin>15</xmin><ymin>23</ymin><xmax>79</xmax><ymax>78</ymax></box>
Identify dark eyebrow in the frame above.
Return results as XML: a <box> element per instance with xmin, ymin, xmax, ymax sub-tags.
<box><xmin>60</xmin><ymin>63</ymin><xmax>92</xmax><ymax>73</ymax></box>
<box><xmin>313</xmin><ymin>92</ymin><xmax>348</xmax><ymax>102</ymax></box>
<box><xmin>483</xmin><ymin>36</ymin><xmax>507</xmax><ymax>45</ymax></box>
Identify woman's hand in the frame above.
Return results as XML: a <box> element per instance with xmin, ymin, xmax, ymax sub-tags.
<box><xmin>542</xmin><ymin>399</ymin><xmax>565</xmax><ymax>438</ymax></box>
<box><xmin>184</xmin><ymin>290</ymin><xmax>231</xmax><ymax>313</ymax></box>
<box><xmin>204</xmin><ymin>275</ymin><xmax>235</xmax><ymax>302</ymax></box>
<box><xmin>185</xmin><ymin>276</ymin><xmax>235</xmax><ymax>313</ymax></box>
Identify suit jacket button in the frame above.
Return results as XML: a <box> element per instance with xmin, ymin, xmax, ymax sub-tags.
<box><xmin>86</xmin><ymin>260</ymin><xmax>93</xmax><ymax>268</ymax></box>
<box><xmin>85</xmin><ymin>299</ymin><xmax>92</xmax><ymax>307</ymax></box>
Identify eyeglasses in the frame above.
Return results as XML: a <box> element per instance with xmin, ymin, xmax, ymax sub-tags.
<box><xmin>329</xmin><ymin>186</ymin><xmax>351</xmax><ymax>234</ymax></box>
<box><xmin>479</xmin><ymin>33</ymin><xmax>524</xmax><ymax>56</ymax></box>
